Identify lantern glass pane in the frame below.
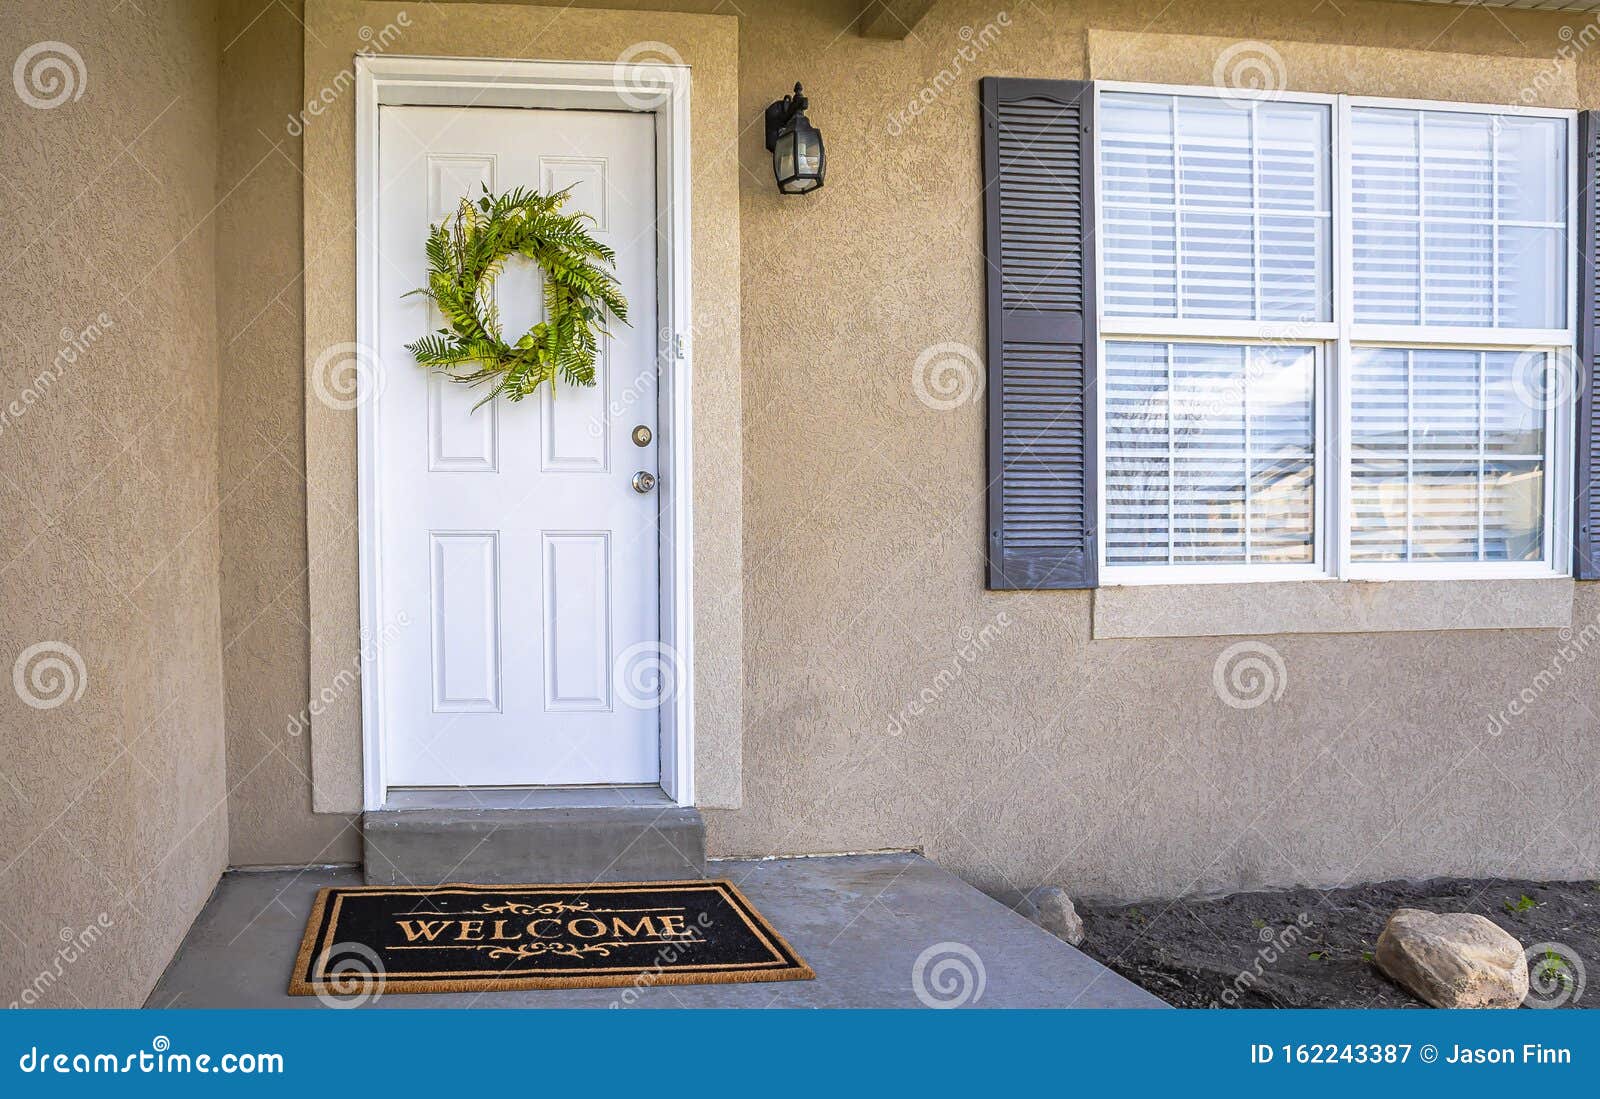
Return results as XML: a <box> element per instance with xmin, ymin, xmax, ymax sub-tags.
<box><xmin>796</xmin><ymin>129</ymin><xmax>822</xmax><ymax>175</ymax></box>
<box><xmin>774</xmin><ymin>131</ymin><xmax>797</xmax><ymax>183</ymax></box>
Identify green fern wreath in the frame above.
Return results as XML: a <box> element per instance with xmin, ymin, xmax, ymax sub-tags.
<box><xmin>405</xmin><ymin>186</ymin><xmax>628</xmax><ymax>406</ymax></box>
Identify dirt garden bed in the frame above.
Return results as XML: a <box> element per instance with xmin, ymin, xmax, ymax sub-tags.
<box><xmin>1074</xmin><ymin>878</ymin><xmax>1598</xmax><ymax>1008</ymax></box>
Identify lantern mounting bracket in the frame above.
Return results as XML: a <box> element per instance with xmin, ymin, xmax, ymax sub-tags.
<box><xmin>764</xmin><ymin>83</ymin><xmax>808</xmax><ymax>153</ymax></box>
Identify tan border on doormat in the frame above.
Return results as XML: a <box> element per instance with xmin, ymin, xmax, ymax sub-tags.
<box><xmin>288</xmin><ymin>879</ymin><xmax>815</xmax><ymax>995</ymax></box>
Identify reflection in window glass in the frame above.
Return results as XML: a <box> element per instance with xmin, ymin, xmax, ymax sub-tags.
<box><xmin>1349</xmin><ymin>347</ymin><xmax>1544</xmax><ymax>562</ymax></box>
<box><xmin>1104</xmin><ymin>341</ymin><xmax>1316</xmax><ymax>566</ymax></box>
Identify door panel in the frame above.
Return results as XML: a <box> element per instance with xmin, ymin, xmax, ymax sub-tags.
<box><xmin>376</xmin><ymin>105</ymin><xmax>660</xmax><ymax>787</ymax></box>
<box><xmin>541</xmin><ymin>531</ymin><xmax>613</xmax><ymax>712</ymax></box>
<box><xmin>428</xmin><ymin>531</ymin><xmax>502</xmax><ymax>714</ymax></box>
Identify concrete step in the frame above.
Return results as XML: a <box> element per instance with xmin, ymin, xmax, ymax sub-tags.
<box><xmin>361</xmin><ymin>792</ymin><xmax>705</xmax><ymax>885</ymax></box>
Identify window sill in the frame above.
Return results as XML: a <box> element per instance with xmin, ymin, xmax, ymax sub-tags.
<box><xmin>1091</xmin><ymin>576</ymin><xmax>1575</xmax><ymax>639</ymax></box>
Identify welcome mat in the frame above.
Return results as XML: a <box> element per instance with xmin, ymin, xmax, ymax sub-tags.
<box><xmin>289</xmin><ymin>880</ymin><xmax>814</xmax><ymax>995</ymax></box>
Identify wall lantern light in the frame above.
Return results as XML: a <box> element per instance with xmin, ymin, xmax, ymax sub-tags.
<box><xmin>764</xmin><ymin>82</ymin><xmax>825</xmax><ymax>195</ymax></box>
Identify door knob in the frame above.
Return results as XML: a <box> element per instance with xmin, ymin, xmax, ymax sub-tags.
<box><xmin>632</xmin><ymin>471</ymin><xmax>657</xmax><ymax>494</ymax></box>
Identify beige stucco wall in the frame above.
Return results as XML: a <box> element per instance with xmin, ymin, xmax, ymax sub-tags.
<box><xmin>1085</xmin><ymin>28</ymin><xmax>1579</xmax><ymax>105</ymax></box>
<box><xmin>219</xmin><ymin>0</ymin><xmax>362</xmax><ymax>866</ymax></box>
<box><xmin>220</xmin><ymin>0</ymin><xmax>1600</xmax><ymax>901</ymax></box>
<box><xmin>0</xmin><ymin>0</ymin><xmax>228</xmax><ymax>1005</ymax></box>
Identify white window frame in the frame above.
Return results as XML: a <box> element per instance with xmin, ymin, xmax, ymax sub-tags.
<box><xmin>1093</xmin><ymin>81</ymin><xmax>1577</xmax><ymax>586</ymax></box>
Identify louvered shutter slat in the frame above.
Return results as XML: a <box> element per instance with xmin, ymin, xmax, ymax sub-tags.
<box><xmin>982</xmin><ymin>77</ymin><xmax>1097</xmax><ymax>589</ymax></box>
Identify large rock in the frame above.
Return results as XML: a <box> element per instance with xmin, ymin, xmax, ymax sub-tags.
<box><xmin>1022</xmin><ymin>885</ymin><xmax>1086</xmax><ymax>947</ymax></box>
<box><xmin>1374</xmin><ymin>908</ymin><xmax>1528</xmax><ymax>1008</ymax></box>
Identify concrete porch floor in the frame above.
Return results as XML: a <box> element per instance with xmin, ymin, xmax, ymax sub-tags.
<box><xmin>147</xmin><ymin>853</ymin><xmax>1166</xmax><ymax>1008</ymax></box>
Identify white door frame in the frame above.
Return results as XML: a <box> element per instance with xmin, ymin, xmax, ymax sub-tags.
<box><xmin>353</xmin><ymin>54</ymin><xmax>695</xmax><ymax>809</ymax></box>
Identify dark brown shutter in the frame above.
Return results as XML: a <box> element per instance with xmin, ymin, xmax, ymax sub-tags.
<box><xmin>981</xmin><ymin>77</ymin><xmax>1097</xmax><ymax>590</ymax></box>
<box><xmin>1576</xmin><ymin>111</ymin><xmax>1600</xmax><ymax>579</ymax></box>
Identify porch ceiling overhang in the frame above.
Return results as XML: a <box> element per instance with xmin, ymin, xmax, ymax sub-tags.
<box><xmin>854</xmin><ymin>0</ymin><xmax>1600</xmax><ymax>40</ymax></box>
<box><xmin>858</xmin><ymin>0</ymin><xmax>939</xmax><ymax>39</ymax></box>
<box><xmin>851</xmin><ymin>0</ymin><xmax>1600</xmax><ymax>39</ymax></box>
<box><xmin>1397</xmin><ymin>1</ymin><xmax>1600</xmax><ymax>10</ymax></box>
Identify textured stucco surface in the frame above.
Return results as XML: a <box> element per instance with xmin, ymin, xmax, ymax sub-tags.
<box><xmin>226</xmin><ymin>0</ymin><xmax>1599</xmax><ymax>902</ymax></box>
<box><xmin>0</xmin><ymin>0</ymin><xmax>228</xmax><ymax>1005</ymax></box>
<box><xmin>1086</xmin><ymin>28</ymin><xmax>1579</xmax><ymax>106</ymax></box>
<box><xmin>219</xmin><ymin>0</ymin><xmax>362</xmax><ymax>866</ymax></box>
<box><xmin>299</xmin><ymin>0</ymin><xmax>743</xmax><ymax>813</ymax></box>
<box><xmin>1093</xmin><ymin>579</ymin><xmax>1576</xmax><ymax>639</ymax></box>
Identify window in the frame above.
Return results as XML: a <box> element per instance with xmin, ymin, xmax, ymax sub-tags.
<box><xmin>1095</xmin><ymin>86</ymin><xmax>1573</xmax><ymax>584</ymax></box>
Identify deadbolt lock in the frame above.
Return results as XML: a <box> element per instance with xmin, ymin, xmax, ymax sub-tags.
<box><xmin>631</xmin><ymin>425</ymin><xmax>652</xmax><ymax>447</ymax></box>
<box><xmin>632</xmin><ymin>471</ymin><xmax>657</xmax><ymax>494</ymax></box>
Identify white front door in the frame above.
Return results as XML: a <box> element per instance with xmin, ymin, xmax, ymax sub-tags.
<box><xmin>375</xmin><ymin>105</ymin><xmax>660</xmax><ymax>788</ymax></box>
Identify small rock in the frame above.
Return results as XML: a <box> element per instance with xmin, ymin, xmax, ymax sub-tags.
<box><xmin>1374</xmin><ymin>908</ymin><xmax>1528</xmax><ymax>1008</ymax></box>
<box><xmin>1023</xmin><ymin>885</ymin><xmax>1086</xmax><ymax>946</ymax></box>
